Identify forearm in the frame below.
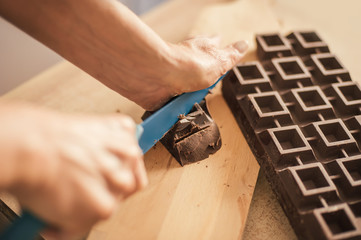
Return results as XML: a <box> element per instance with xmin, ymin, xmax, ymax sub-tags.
<box><xmin>0</xmin><ymin>0</ymin><xmax>173</xmax><ymax>98</ymax></box>
<box><xmin>0</xmin><ymin>0</ymin><xmax>248</xmax><ymax>111</ymax></box>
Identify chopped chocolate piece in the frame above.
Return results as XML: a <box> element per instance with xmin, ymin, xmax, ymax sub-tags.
<box><xmin>222</xmin><ymin>31</ymin><xmax>361</xmax><ymax>239</ymax></box>
<box><xmin>142</xmin><ymin>101</ymin><xmax>222</xmax><ymax>166</ymax></box>
<box><xmin>286</xmin><ymin>31</ymin><xmax>330</xmax><ymax>56</ymax></box>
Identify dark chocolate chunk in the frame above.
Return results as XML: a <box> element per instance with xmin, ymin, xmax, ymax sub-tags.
<box><xmin>222</xmin><ymin>31</ymin><xmax>361</xmax><ymax>240</ymax></box>
<box><xmin>142</xmin><ymin>101</ymin><xmax>222</xmax><ymax>166</ymax></box>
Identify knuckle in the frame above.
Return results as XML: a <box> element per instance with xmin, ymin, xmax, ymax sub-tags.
<box><xmin>120</xmin><ymin>115</ymin><xmax>135</xmax><ymax>130</ymax></box>
<box><xmin>96</xmin><ymin>199</ymin><xmax>115</xmax><ymax>220</ymax></box>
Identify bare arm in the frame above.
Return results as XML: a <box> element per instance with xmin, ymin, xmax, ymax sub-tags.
<box><xmin>0</xmin><ymin>0</ymin><xmax>247</xmax><ymax>238</ymax></box>
<box><xmin>0</xmin><ymin>103</ymin><xmax>147</xmax><ymax>239</ymax></box>
<box><xmin>0</xmin><ymin>0</ymin><xmax>247</xmax><ymax>110</ymax></box>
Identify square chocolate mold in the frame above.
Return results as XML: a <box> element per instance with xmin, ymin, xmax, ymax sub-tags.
<box><xmin>307</xmin><ymin>119</ymin><xmax>360</xmax><ymax>161</ymax></box>
<box><xmin>236</xmin><ymin>63</ymin><xmax>266</xmax><ymax>81</ymax></box>
<box><xmin>326</xmin><ymin>82</ymin><xmax>361</xmax><ymax>117</ymax></box>
<box><xmin>337</xmin><ymin>83</ymin><xmax>361</xmax><ymax>104</ymax></box>
<box><xmin>221</xmin><ymin>31</ymin><xmax>361</xmax><ymax>239</ymax></box>
<box><xmin>223</xmin><ymin>62</ymin><xmax>272</xmax><ymax>97</ymax></box>
<box><xmin>290</xmin><ymin>163</ymin><xmax>336</xmax><ymax>196</ymax></box>
<box><xmin>344</xmin><ymin>115</ymin><xmax>361</xmax><ymax>149</ymax></box>
<box><xmin>298</xmin><ymin>32</ymin><xmax>323</xmax><ymax>45</ymax></box>
<box><xmin>314</xmin><ymin>204</ymin><xmax>359</xmax><ymax>239</ymax></box>
<box><xmin>331</xmin><ymin>157</ymin><xmax>361</xmax><ymax>200</ymax></box>
<box><xmin>301</xmin><ymin>119</ymin><xmax>358</xmax><ymax>160</ymax></box>
<box><xmin>271</xmin><ymin>56</ymin><xmax>312</xmax><ymax>89</ymax></box>
<box><xmin>339</xmin><ymin>158</ymin><xmax>361</xmax><ymax>184</ymax></box>
<box><xmin>279</xmin><ymin>162</ymin><xmax>339</xmax><ymax>211</ymax></box>
<box><xmin>260</xmin><ymin>125</ymin><xmax>315</xmax><ymax>168</ymax></box>
<box><xmin>272</xmin><ymin>127</ymin><xmax>307</xmax><ymax>151</ymax></box>
<box><xmin>315</xmin><ymin>119</ymin><xmax>354</xmax><ymax>147</ymax></box>
<box><xmin>240</xmin><ymin>91</ymin><xmax>293</xmax><ymax>130</ymax></box>
<box><xmin>234</xmin><ymin>62</ymin><xmax>271</xmax><ymax>86</ymax></box>
<box><xmin>338</xmin><ymin>83</ymin><xmax>361</xmax><ymax>102</ymax></box>
<box><xmin>287</xmin><ymin>31</ymin><xmax>330</xmax><ymax>55</ymax></box>
<box><xmin>349</xmin><ymin>201</ymin><xmax>361</xmax><ymax>217</ymax></box>
<box><xmin>285</xmin><ymin>86</ymin><xmax>335</xmax><ymax>124</ymax></box>
<box><xmin>256</xmin><ymin>33</ymin><xmax>293</xmax><ymax>60</ymax></box>
<box><xmin>311</xmin><ymin>53</ymin><xmax>351</xmax><ymax>84</ymax></box>
<box><xmin>251</xmin><ymin>91</ymin><xmax>287</xmax><ymax>115</ymax></box>
<box><xmin>295</xmin><ymin>87</ymin><xmax>330</xmax><ymax>109</ymax></box>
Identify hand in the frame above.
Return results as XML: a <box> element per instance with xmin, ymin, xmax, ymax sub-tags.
<box><xmin>0</xmin><ymin>104</ymin><xmax>147</xmax><ymax>239</ymax></box>
<box><xmin>170</xmin><ymin>37</ymin><xmax>249</xmax><ymax>93</ymax></box>
<box><xmin>127</xmin><ymin>37</ymin><xmax>249</xmax><ymax>110</ymax></box>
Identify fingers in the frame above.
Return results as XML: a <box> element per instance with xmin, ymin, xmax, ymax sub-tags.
<box><xmin>232</xmin><ymin>40</ymin><xmax>249</xmax><ymax>54</ymax></box>
<box><xmin>100</xmin><ymin>115</ymin><xmax>148</xmax><ymax>198</ymax></box>
<box><xmin>219</xmin><ymin>40</ymin><xmax>249</xmax><ymax>73</ymax></box>
<box><xmin>174</xmin><ymin>36</ymin><xmax>249</xmax><ymax>91</ymax></box>
<box><xmin>8</xmin><ymin>109</ymin><xmax>148</xmax><ymax>240</ymax></box>
<box><xmin>101</xmin><ymin>154</ymin><xmax>137</xmax><ymax>196</ymax></box>
<box><xmin>105</xmin><ymin>145</ymin><xmax>147</xmax><ymax>195</ymax></box>
<box><xmin>133</xmin><ymin>155</ymin><xmax>148</xmax><ymax>189</ymax></box>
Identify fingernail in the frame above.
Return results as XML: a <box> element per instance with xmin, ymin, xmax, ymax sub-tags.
<box><xmin>233</xmin><ymin>40</ymin><xmax>249</xmax><ymax>53</ymax></box>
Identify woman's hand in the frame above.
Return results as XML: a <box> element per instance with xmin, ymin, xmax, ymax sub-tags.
<box><xmin>0</xmin><ymin>103</ymin><xmax>147</xmax><ymax>239</ymax></box>
<box><xmin>121</xmin><ymin>37</ymin><xmax>248</xmax><ymax>111</ymax></box>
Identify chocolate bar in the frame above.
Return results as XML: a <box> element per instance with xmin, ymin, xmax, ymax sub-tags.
<box><xmin>142</xmin><ymin>101</ymin><xmax>222</xmax><ymax>166</ymax></box>
<box><xmin>222</xmin><ymin>31</ymin><xmax>361</xmax><ymax>240</ymax></box>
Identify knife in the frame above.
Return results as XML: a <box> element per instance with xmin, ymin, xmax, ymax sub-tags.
<box><xmin>0</xmin><ymin>75</ymin><xmax>224</xmax><ymax>240</ymax></box>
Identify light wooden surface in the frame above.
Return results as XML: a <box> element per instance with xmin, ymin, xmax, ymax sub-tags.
<box><xmin>1</xmin><ymin>0</ymin><xmax>361</xmax><ymax>239</ymax></box>
<box><xmin>0</xmin><ymin>0</ymin><xmax>260</xmax><ymax>240</ymax></box>
<box><xmin>188</xmin><ymin>0</ymin><xmax>361</xmax><ymax>239</ymax></box>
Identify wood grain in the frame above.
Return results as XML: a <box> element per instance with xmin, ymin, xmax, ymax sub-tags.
<box><xmin>187</xmin><ymin>0</ymin><xmax>361</xmax><ymax>239</ymax></box>
<box><xmin>3</xmin><ymin>0</ymin><xmax>358</xmax><ymax>239</ymax></box>
<box><xmin>0</xmin><ymin>0</ymin><xmax>260</xmax><ymax>240</ymax></box>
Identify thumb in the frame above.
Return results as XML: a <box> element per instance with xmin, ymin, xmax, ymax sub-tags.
<box><xmin>219</xmin><ymin>40</ymin><xmax>249</xmax><ymax>74</ymax></box>
<box><xmin>231</xmin><ymin>40</ymin><xmax>249</xmax><ymax>54</ymax></box>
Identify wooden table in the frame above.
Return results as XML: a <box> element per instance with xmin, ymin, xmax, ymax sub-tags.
<box><xmin>1</xmin><ymin>0</ymin><xmax>360</xmax><ymax>239</ymax></box>
<box><xmin>192</xmin><ymin>0</ymin><xmax>360</xmax><ymax>239</ymax></box>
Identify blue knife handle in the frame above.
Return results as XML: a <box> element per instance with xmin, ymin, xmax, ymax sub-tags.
<box><xmin>0</xmin><ymin>210</ymin><xmax>46</xmax><ymax>240</ymax></box>
<box><xmin>0</xmin><ymin>126</ymin><xmax>145</xmax><ymax>240</ymax></box>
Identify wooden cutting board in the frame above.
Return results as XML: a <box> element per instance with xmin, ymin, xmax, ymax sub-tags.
<box><xmin>189</xmin><ymin>0</ymin><xmax>361</xmax><ymax>240</ymax></box>
<box><xmin>0</xmin><ymin>0</ymin><xmax>284</xmax><ymax>239</ymax></box>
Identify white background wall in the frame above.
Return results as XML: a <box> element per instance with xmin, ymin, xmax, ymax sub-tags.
<box><xmin>0</xmin><ymin>0</ymin><xmax>166</xmax><ymax>95</ymax></box>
